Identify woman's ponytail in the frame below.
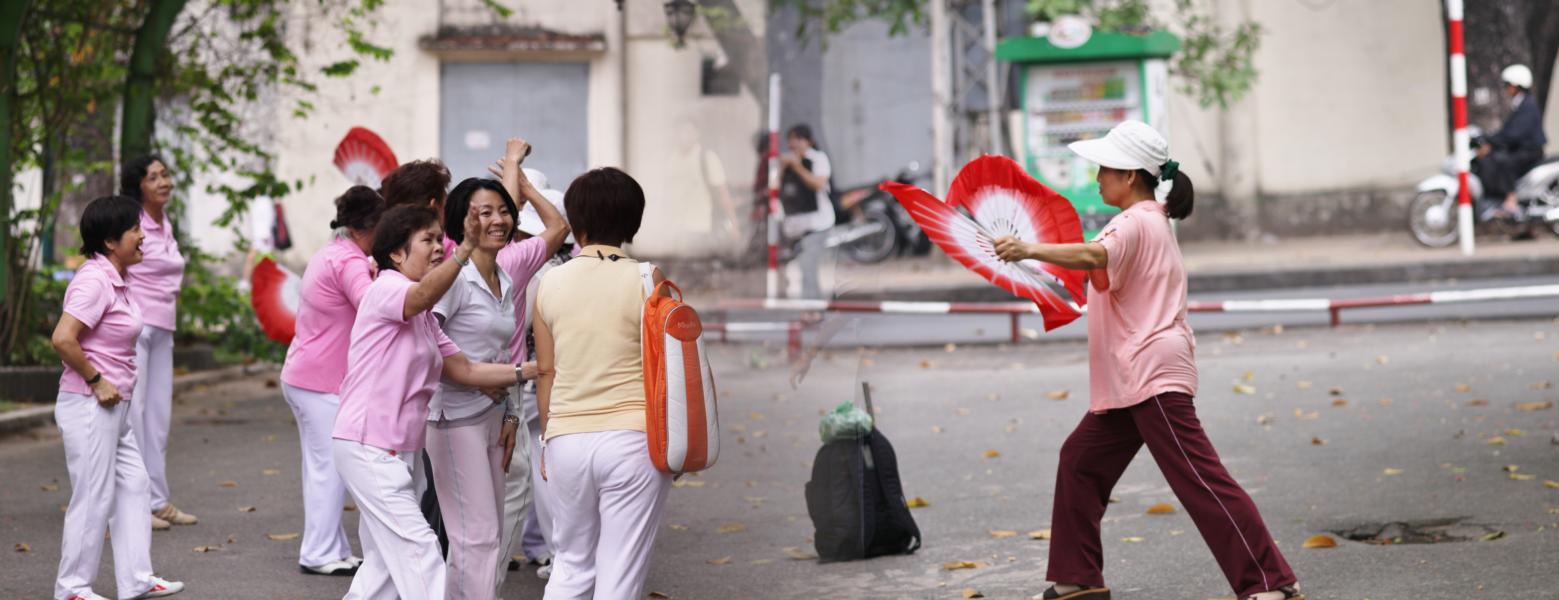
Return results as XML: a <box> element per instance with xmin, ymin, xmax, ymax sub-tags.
<box><xmin>1165</xmin><ymin>171</ymin><xmax>1194</xmax><ymax>220</ymax></box>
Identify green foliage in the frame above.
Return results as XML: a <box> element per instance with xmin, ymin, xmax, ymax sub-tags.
<box><xmin>5</xmin><ymin>265</ymin><xmax>70</xmax><ymax>366</ymax></box>
<box><xmin>175</xmin><ymin>246</ymin><xmax>284</xmax><ymax>365</ymax></box>
<box><xmin>772</xmin><ymin>0</ymin><xmax>927</xmax><ymax>40</ymax></box>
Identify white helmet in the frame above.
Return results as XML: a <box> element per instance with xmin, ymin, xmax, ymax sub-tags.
<box><xmin>1501</xmin><ymin>64</ymin><xmax>1533</xmax><ymax>89</ymax></box>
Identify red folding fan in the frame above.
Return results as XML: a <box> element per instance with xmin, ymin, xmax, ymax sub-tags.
<box><xmin>333</xmin><ymin>127</ymin><xmax>398</xmax><ymax>188</ymax></box>
<box><xmin>879</xmin><ymin>155</ymin><xmax>1087</xmax><ymax>331</ymax></box>
<box><xmin>250</xmin><ymin>255</ymin><xmax>301</xmax><ymax>344</ymax></box>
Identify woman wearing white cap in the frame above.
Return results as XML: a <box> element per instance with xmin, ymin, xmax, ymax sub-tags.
<box><xmin>994</xmin><ymin>121</ymin><xmax>1302</xmax><ymax>600</ymax></box>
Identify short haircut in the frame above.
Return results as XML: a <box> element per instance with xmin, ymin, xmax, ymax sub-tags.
<box><xmin>80</xmin><ymin>196</ymin><xmax>144</xmax><ymax>257</ymax></box>
<box><xmin>371</xmin><ymin>205</ymin><xmax>442</xmax><ymax>272</ymax></box>
<box><xmin>120</xmin><ymin>154</ymin><xmax>166</xmax><ymax>201</ymax></box>
<box><xmin>444</xmin><ymin>177</ymin><xmax>518</xmax><ymax>245</ymax></box>
<box><xmin>786</xmin><ymin>124</ymin><xmax>815</xmax><ymax>147</ymax></box>
<box><xmin>331</xmin><ymin>185</ymin><xmax>385</xmax><ymax>232</ymax></box>
<box><xmin>564</xmin><ymin>167</ymin><xmax>645</xmax><ymax>247</ymax></box>
<box><xmin>379</xmin><ymin>159</ymin><xmax>451</xmax><ymax>211</ymax></box>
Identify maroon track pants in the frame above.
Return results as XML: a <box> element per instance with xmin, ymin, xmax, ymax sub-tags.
<box><xmin>1045</xmin><ymin>392</ymin><xmax>1296</xmax><ymax>597</ymax></box>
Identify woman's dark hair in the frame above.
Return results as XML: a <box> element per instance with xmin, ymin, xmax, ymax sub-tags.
<box><xmin>80</xmin><ymin>196</ymin><xmax>144</xmax><ymax>257</ymax></box>
<box><xmin>371</xmin><ymin>205</ymin><xmax>442</xmax><ymax>272</ymax></box>
<box><xmin>443</xmin><ymin>177</ymin><xmax>518</xmax><ymax>245</ymax></box>
<box><xmin>1133</xmin><ymin>168</ymin><xmax>1195</xmax><ymax>220</ymax></box>
<box><xmin>331</xmin><ymin>185</ymin><xmax>385</xmax><ymax>232</ymax></box>
<box><xmin>564</xmin><ymin>167</ymin><xmax>645</xmax><ymax>247</ymax></box>
<box><xmin>786</xmin><ymin>124</ymin><xmax>817</xmax><ymax>148</ymax></box>
<box><xmin>379</xmin><ymin>159</ymin><xmax>451</xmax><ymax>211</ymax></box>
<box><xmin>120</xmin><ymin>154</ymin><xmax>166</xmax><ymax>201</ymax></box>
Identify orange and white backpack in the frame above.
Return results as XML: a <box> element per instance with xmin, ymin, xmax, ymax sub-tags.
<box><xmin>639</xmin><ymin>263</ymin><xmax>719</xmax><ymax>475</ymax></box>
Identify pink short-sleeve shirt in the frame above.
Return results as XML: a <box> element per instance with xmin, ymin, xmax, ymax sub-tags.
<box><xmin>1085</xmin><ymin>201</ymin><xmax>1198</xmax><ymax>413</ymax></box>
<box><xmin>281</xmin><ymin>238</ymin><xmax>376</xmax><ymax>393</ymax></box>
<box><xmin>126</xmin><ymin>210</ymin><xmax>184</xmax><ymax>331</ymax></box>
<box><xmin>59</xmin><ymin>255</ymin><xmax>144</xmax><ymax>397</ymax></box>
<box><xmin>498</xmin><ymin>237</ymin><xmax>549</xmax><ymax>363</ymax></box>
<box><xmin>332</xmin><ymin>269</ymin><xmax>461</xmax><ymax>452</ymax></box>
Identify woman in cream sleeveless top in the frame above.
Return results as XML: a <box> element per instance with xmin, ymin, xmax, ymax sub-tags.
<box><xmin>533</xmin><ymin>167</ymin><xmax>672</xmax><ymax>600</ymax></box>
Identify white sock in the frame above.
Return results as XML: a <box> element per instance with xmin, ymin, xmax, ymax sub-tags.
<box><xmin>1247</xmin><ymin>592</ymin><xmax>1286</xmax><ymax>600</ymax></box>
<box><xmin>1052</xmin><ymin>583</ymin><xmax>1082</xmax><ymax>594</ymax></box>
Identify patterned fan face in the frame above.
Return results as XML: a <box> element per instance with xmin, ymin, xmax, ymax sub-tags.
<box><xmin>333</xmin><ymin>127</ymin><xmax>399</xmax><ymax>188</ymax></box>
<box><xmin>947</xmin><ymin>155</ymin><xmax>1087</xmax><ymax>307</ymax></box>
<box><xmin>881</xmin><ymin>182</ymin><xmax>1082</xmax><ymax>331</ymax></box>
<box><xmin>251</xmin><ymin>256</ymin><xmax>300</xmax><ymax>344</ymax></box>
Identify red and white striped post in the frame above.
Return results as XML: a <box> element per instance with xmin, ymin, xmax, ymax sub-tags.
<box><xmin>1447</xmin><ymin>0</ymin><xmax>1475</xmax><ymax>256</ymax></box>
<box><xmin>766</xmin><ymin>73</ymin><xmax>783</xmax><ymax>299</ymax></box>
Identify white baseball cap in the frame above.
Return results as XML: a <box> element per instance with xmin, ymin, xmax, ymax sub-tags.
<box><xmin>1502</xmin><ymin>64</ymin><xmax>1533</xmax><ymax>89</ymax></box>
<box><xmin>523</xmin><ymin>168</ymin><xmax>548</xmax><ymax>191</ymax></box>
<box><xmin>1068</xmin><ymin>120</ymin><xmax>1171</xmax><ymax>177</ymax></box>
<box><xmin>517</xmin><ymin>188</ymin><xmax>572</xmax><ymax>243</ymax></box>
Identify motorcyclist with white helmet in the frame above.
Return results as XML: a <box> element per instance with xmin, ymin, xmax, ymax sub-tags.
<box><xmin>1475</xmin><ymin>64</ymin><xmax>1548</xmax><ymax>233</ymax></box>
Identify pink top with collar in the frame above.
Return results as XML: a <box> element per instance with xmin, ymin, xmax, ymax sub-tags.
<box><xmin>59</xmin><ymin>255</ymin><xmax>144</xmax><ymax>397</ymax></box>
<box><xmin>125</xmin><ymin>209</ymin><xmax>184</xmax><ymax>331</ymax></box>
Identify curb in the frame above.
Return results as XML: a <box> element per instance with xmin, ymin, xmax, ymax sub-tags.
<box><xmin>0</xmin><ymin>364</ymin><xmax>275</xmax><ymax>436</ymax></box>
<box><xmin>834</xmin><ymin>254</ymin><xmax>1559</xmax><ymax>302</ymax></box>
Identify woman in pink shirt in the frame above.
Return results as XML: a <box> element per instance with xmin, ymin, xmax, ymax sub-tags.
<box><xmin>332</xmin><ymin>204</ymin><xmax>525</xmax><ymax>600</ymax></box>
<box><xmin>51</xmin><ymin>195</ymin><xmax>185</xmax><ymax>600</ymax></box>
<box><xmin>121</xmin><ymin>155</ymin><xmax>196</xmax><ymax>530</ymax></box>
<box><xmin>277</xmin><ymin>185</ymin><xmax>383</xmax><ymax>576</ymax></box>
<box><xmin>995</xmin><ymin>122</ymin><xmax>1301</xmax><ymax>600</ymax></box>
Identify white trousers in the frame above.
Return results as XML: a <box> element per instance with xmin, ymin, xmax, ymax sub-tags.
<box><xmin>131</xmin><ymin>325</ymin><xmax>174</xmax><ymax>511</ymax></box>
<box><xmin>497</xmin><ymin>414</ymin><xmax>541</xmax><ymax>587</ymax></box>
<box><xmin>54</xmin><ymin>391</ymin><xmax>157</xmax><ymax>600</ymax></box>
<box><xmin>542</xmin><ymin>431</ymin><xmax>671</xmax><ymax>600</ymax></box>
<box><xmin>334</xmin><ymin>440</ymin><xmax>445</xmax><ymax>600</ymax></box>
<box><xmin>426</xmin><ymin>408</ymin><xmax>515</xmax><ymax>600</ymax></box>
<box><xmin>280</xmin><ymin>384</ymin><xmax>355</xmax><ymax>568</ymax></box>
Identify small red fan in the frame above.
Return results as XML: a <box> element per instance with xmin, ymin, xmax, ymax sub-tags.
<box><xmin>333</xmin><ymin>127</ymin><xmax>398</xmax><ymax>188</ymax></box>
<box><xmin>251</xmin><ymin>255</ymin><xmax>302</xmax><ymax>344</ymax></box>
<box><xmin>880</xmin><ymin>155</ymin><xmax>1087</xmax><ymax>331</ymax></box>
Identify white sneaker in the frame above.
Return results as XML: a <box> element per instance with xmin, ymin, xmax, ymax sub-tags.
<box><xmin>301</xmin><ymin>558</ymin><xmax>360</xmax><ymax>576</ymax></box>
<box><xmin>131</xmin><ymin>576</ymin><xmax>184</xmax><ymax>598</ymax></box>
<box><xmin>68</xmin><ymin>593</ymin><xmax>110</xmax><ymax>600</ymax></box>
<box><xmin>536</xmin><ymin>563</ymin><xmax>551</xmax><ymax>580</ymax></box>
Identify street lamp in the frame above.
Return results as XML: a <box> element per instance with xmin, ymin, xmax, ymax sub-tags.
<box><xmin>664</xmin><ymin>0</ymin><xmax>697</xmax><ymax>46</ymax></box>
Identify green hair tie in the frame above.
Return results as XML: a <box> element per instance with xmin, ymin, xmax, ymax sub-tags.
<box><xmin>1160</xmin><ymin>159</ymin><xmax>1180</xmax><ymax>181</ymax></box>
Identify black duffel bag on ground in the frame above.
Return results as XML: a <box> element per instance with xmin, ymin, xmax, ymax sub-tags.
<box><xmin>804</xmin><ymin>384</ymin><xmax>922</xmax><ymax>562</ymax></box>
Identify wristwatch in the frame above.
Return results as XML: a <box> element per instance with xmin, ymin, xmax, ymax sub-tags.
<box><xmin>514</xmin><ymin>365</ymin><xmax>527</xmax><ymax>382</ymax></box>
<box><xmin>86</xmin><ymin>372</ymin><xmax>102</xmax><ymax>385</ymax></box>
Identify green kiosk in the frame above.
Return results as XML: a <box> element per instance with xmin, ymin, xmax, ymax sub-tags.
<box><xmin>995</xmin><ymin>29</ymin><xmax>1179</xmax><ymax>236</ymax></box>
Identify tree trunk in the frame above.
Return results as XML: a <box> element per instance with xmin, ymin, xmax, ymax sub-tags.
<box><xmin>700</xmin><ymin>0</ymin><xmax>768</xmax><ymax>100</ymax></box>
<box><xmin>0</xmin><ymin>0</ymin><xmax>29</xmax><ymax>299</ymax></box>
<box><xmin>120</xmin><ymin>0</ymin><xmax>186</xmax><ymax>164</ymax></box>
<box><xmin>1461</xmin><ymin>0</ymin><xmax>1559</xmax><ymax>133</ymax></box>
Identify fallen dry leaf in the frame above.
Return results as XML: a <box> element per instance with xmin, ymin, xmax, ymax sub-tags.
<box><xmin>1331</xmin><ymin>399</ymin><xmax>1348</xmax><ymax>408</ymax></box>
<box><xmin>1480</xmin><ymin>531</ymin><xmax>1506</xmax><ymax>542</ymax></box>
<box><xmin>988</xmin><ymin>530</ymin><xmax>1018</xmax><ymax>538</ymax></box>
<box><xmin>1311</xmin><ymin>436</ymin><xmax>1326</xmax><ymax>446</ymax></box>
<box><xmin>906</xmin><ymin>497</ymin><xmax>930</xmax><ymax>508</ymax></box>
<box><xmin>671</xmin><ymin>480</ymin><xmax>706</xmax><ymax>488</ymax></box>
<box><xmin>944</xmin><ymin>343</ymin><xmax>958</xmax><ymax>353</ymax></box>
<box><xmin>716</xmin><ymin>522</ymin><xmax>747</xmax><ymax>534</ymax></box>
<box><xmin>983</xmin><ymin>449</ymin><xmax>1001</xmax><ymax>459</ymax></box>
<box><xmin>1379</xmin><ymin>398</ymin><xmax>1394</xmax><ymax>407</ymax></box>
<box><xmin>1296</xmin><ymin>381</ymin><xmax>1313</xmax><ymax>390</ymax></box>
<box><xmin>962</xmin><ymin>588</ymin><xmax>986</xmax><ymax>599</ymax></box>
<box><xmin>782</xmin><ymin>547</ymin><xmax>817</xmax><ymax>560</ymax></box>
<box><xmin>265</xmin><ymin>533</ymin><xmax>299</xmax><ymax>541</ymax></box>
<box><xmin>1467</xmin><ymin>399</ymin><xmax>1489</xmax><ymax>407</ymax></box>
<box><xmin>1046</xmin><ymin>389</ymin><xmax>1070</xmax><ymax>401</ymax></box>
<box><xmin>1329</xmin><ymin>387</ymin><xmax>1344</xmax><ymax>397</ymax></box>
<box><xmin>1120</xmin><ymin>536</ymin><xmax>1145</xmax><ymax>543</ymax></box>
<box><xmin>942</xmin><ymin>560</ymin><xmax>982</xmax><ymax>571</ymax></box>
<box><xmin>1233</xmin><ymin>384</ymin><xmax>1256</xmax><ymax>395</ymax></box>
<box><xmin>219</xmin><ymin>480</ymin><xmax>238</xmax><ymax>488</ymax></box>
<box><xmin>648</xmin><ymin>593</ymin><xmax>672</xmax><ymax>599</ymax></box>
<box><xmin>1502</xmin><ymin>464</ymin><xmax>1520</xmax><ymax>473</ymax></box>
<box><xmin>749</xmin><ymin>559</ymin><xmax>774</xmax><ymax>565</ymax></box>
<box><xmin>706</xmin><ymin>556</ymin><xmax>732</xmax><ymax>566</ymax></box>
<box><xmin>919</xmin><ymin>360</ymin><xmax>933</xmax><ymax>369</ymax></box>
<box><xmin>1146</xmin><ymin>502</ymin><xmax>1177</xmax><ymax>515</ymax></box>
<box><xmin>14</xmin><ymin>543</ymin><xmax>29</xmax><ymax>553</ymax></box>
<box><xmin>1029</xmin><ymin>529</ymin><xmax>1052</xmax><ymax>540</ymax></box>
<box><xmin>1383</xmin><ymin>468</ymin><xmax>1404</xmax><ymax>476</ymax></box>
<box><xmin>1511</xmin><ymin>473</ymin><xmax>1536</xmax><ymax>481</ymax></box>
<box><xmin>192</xmin><ymin>545</ymin><xmax>220</xmax><ymax>553</ymax></box>
<box><xmin>1543</xmin><ymin>480</ymin><xmax>1559</xmax><ymax>489</ymax></box>
<box><xmin>1242</xmin><ymin>371</ymin><xmax>1255</xmax><ymax>382</ymax></box>
<box><xmin>1294</xmin><ymin>409</ymin><xmax>1319</xmax><ymax>420</ymax></box>
<box><xmin>40</xmin><ymin>484</ymin><xmax>59</xmax><ymax>492</ymax></box>
<box><xmin>343</xmin><ymin>505</ymin><xmax>356</xmax><ymax>512</ymax></box>
<box><xmin>1302</xmin><ymin>534</ymin><xmax>1337</xmax><ymax>549</ymax></box>
<box><xmin>261</xmin><ymin>469</ymin><xmax>280</xmax><ymax>476</ymax></box>
<box><xmin>668</xmin><ymin>524</ymin><xmax>688</xmax><ymax>531</ymax></box>
<box><xmin>1515</xmin><ymin>400</ymin><xmax>1554</xmax><ymax>412</ymax></box>
<box><xmin>1532</xmin><ymin>381</ymin><xmax>1553</xmax><ymax>390</ymax></box>
<box><xmin>1455</xmin><ymin>383</ymin><xmax>1471</xmax><ymax>393</ymax></box>
<box><xmin>1376</xmin><ymin>355</ymin><xmax>1390</xmax><ymax>365</ymax></box>
<box><xmin>1505</xmin><ymin>428</ymin><xmax>1524</xmax><ymax>437</ymax></box>
<box><xmin>238</xmin><ymin>506</ymin><xmax>256</xmax><ymax>513</ymax></box>
<box><xmin>1256</xmin><ymin>414</ymin><xmax>1274</xmax><ymax>426</ymax></box>
<box><xmin>1487</xmin><ymin>436</ymin><xmax>1507</xmax><ymax>446</ymax></box>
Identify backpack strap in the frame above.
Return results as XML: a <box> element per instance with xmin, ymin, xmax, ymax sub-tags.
<box><xmin>638</xmin><ymin>262</ymin><xmax>656</xmax><ymax>298</ymax></box>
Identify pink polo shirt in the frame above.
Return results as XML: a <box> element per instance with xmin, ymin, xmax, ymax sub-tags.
<box><xmin>332</xmin><ymin>269</ymin><xmax>461</xmax><ymax>452</ymax></box>
<box><xmin>125</xmin><ymin>209</ymin><xmax>184</xmax><ymax>331</ymax></box>
<box><xmin>1085</xmin><ymin>201</ymin><xmax>1198</xmax><ymax>413</ymax></box>
<box><xmin>499</xmin><ymin>237</ymin><xmax>549</xmax><ymax>363</ymax></box>
<box><xmin>59</xmin><ymin>255</ymin><xmax>144</xmax><ymax>397</ymax></box>
<box><xmin>281</xmin><ymin>237</ymin><xmax>376</xmax><ymax>393</ymax></box>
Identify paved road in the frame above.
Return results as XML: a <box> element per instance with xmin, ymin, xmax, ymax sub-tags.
<box><xmin>714</xmin><ymin>275</ymin><xmax>1559</xmax><ymax>348</ymax></box>
<box><xmin>4</xmin><ymin>317</ymin><xmax>1558</xmax><ymax>598</ymax></box>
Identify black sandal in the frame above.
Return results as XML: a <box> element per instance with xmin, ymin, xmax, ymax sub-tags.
<box><xmin>1243</xmin><ymin>585</ymin><xmax>1304</xmax><ymax>600</ymax></box>
<box><xmin>1040</xmin><ymin>585</ymin><xmax>1111</xmax><ymax>599</ymax></box>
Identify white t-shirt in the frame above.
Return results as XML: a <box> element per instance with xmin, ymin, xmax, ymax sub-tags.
<box><xmin>782</xmin><ymin>147</ymin><xmax>836</xmax><ymax>239</ymax></box>
<box><xmin>430</xmin><ymin>263</ymin><xmax>518</xmax><ymax>422</ymax></box>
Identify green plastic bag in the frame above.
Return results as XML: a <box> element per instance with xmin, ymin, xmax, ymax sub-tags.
<box><xmin>819</xmin><ymin>401</ymin><xmax>874</xmax><ymax>443</ymax></box>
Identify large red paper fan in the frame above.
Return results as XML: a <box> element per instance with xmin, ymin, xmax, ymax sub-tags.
<box><xmin>333</xmin><ymin>127</ymin><xmax>398</xmax><ymax>188</ymax></box>
<box><xmin>251</xmin><ymin>256</ymin><xmax>301</xmax><ymax>345</ymax></box>
<box><xmin>880</xmin><ymin>155</ymin><xmax>1087</xmax><ymax>331</ymax></box>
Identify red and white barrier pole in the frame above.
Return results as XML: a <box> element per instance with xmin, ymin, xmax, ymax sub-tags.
<box><xmin>1447</xmin><ymin>0</ymin><xmax>1475</xmax><ymax>256</ymax></box>
<box><xmin>766</xmin><ymin>73</ymin><xmax>783</xmax><ymax>299</ymax></box>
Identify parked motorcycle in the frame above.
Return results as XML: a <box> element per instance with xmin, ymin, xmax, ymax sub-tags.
<box><xmin>830</xmin><ymin>161</ymin><xmax>933</xmax><ymax>264</ymax></box>
<box><xmin>1410</xmin><ymin>126</ymin><xmax>1559</xmax><ymax>247</ymax></box>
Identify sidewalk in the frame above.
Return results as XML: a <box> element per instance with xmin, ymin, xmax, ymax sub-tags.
<box><xmin>0</xmin><ymin>364</ymin><xmax>273</xmax><ymax>436</ymax></box>
<box><xmin>677</xmin><ymin>233</ymin><xmax>1559</xmax><ymax>304</ymax></box>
